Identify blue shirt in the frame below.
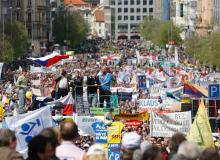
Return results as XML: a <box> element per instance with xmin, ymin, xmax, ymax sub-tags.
<box><xmin>99</xmin><ymin>73</ymin><xmax>112</xmax><ymax>91</ymax></box>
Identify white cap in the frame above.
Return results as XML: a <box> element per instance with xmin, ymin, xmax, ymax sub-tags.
<box><xmin>122</xmin><ymin>132</ymin><xmax>141</xmax><ymax>150</ymax></box>
<box><xmin>87</xmin><ymin>144</ymin><xmax>106</xmax><ymax>156</ymax></box>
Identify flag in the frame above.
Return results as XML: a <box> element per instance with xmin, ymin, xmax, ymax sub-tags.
<box><xmin>28</xmin><ymin>53</ymin><xmax>69</xmax><ymax>67</ymax></box>
<box><xmin>183</xmin><ymin>83</ymin><xmax>208</xmax><ymax>98</ymax></box>
<box><xmin>187</xmin><ymin>99</ymin><xmax>214</xmax><ymax>149</ymax></box>
<box><xmin>5</xmin><ymin>107</ymin><xmax>53</xmax><ymax>158</ymax></box>
<box><xmin>47</xmin><ymin>92</ymin><xmax>74</xmax><ymax>115</ymax></box>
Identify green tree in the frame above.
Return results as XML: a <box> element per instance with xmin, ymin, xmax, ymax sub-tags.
<box><xmin>0</xmin><ymin>40</ymin><xmax>15</xmax><ymax>62</ymax></box>
<box><xmin>53</xmin><ymin>10</ymin><xmax>89</xmax><ymax>47</ymax></box>
<box><xmin>140</xmin><ymin>17</ymin><xmax>182</xmax><ymax>46</ymax></box>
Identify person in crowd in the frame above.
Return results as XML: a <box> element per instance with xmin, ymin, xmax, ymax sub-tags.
<box><xmin>27</xmin><ymin>135</ymin><xmax>53</xmax><ymax>160</ymax></box>
<box><xmin>141</xmin><ymin>145</ymin><xmax>162</xmax><ymax>160</ymax></box>
<box><xmin>57</xmin><ymin>70</ymin><xmax>69</xmax><ymax>99</ymax></box>
<box><xmin>84</xmin><ymin>144</ymin><xmax>107</xmax><ymax>160</ymax></box>
<box><xmin>16</xmin><ymin>68</ymin><xmax>29</xmax><ymax>114</ymax></box>
<box><xmin>168</xmin><ymin>133</ymin><xmax>186</xmax><ymax>159</ymax></box>
<box><xmin>39</xmin><ymin>128</ymin><xmax>60</xmax><ymax>160</ymax></box>
<box><xmin>177</xmin><ymin>141</ymin><xmax>200</xmax><ymax>160</ymax></box>
<box><xmin>87</xmin><ymin>70</ymin><xmax>99</xmax><ymax>108</ymax></box>
<box><xmin>121</xmin><ymin>132</ymin><xmax>141</xmax><ymax>160</ymax></box>
<box><xmin>0</xmin><ymin>129</ymin><xmax>23</xmax><ymax>160</ymax></box>
<box><xmin>56</xmin><ymin>121</ymin><xmax>85</xmax><ymax>160</ymax></box>
<box><xmin>199</xmin><ymin>148</ymin><xmax>220</xmax><ymax>160</ymax></box>
<box><xmin>73</xmin><ymin>71</ymin><xmax>84</xmax><ymax>112</ymax></box>
<box><xmin>99</xmin><ymin>67</ymin><xmax>112</xmax><ymax>108</ymax></box>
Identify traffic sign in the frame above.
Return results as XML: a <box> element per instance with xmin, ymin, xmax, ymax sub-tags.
<box><xmin>208</xmin><ymin>84</ymin><xmax>220</xmax><ymax>99</ymax></box>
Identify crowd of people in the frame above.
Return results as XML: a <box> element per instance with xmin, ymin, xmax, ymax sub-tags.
<box><xmin>0</xmin><ymin>38</ymin><xmax>219</xmax><ymax>159</ymax></box>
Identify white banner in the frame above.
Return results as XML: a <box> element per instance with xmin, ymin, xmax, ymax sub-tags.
<box><xmin>75</xmin><ymin>115</ymin><xmax>104</xmax><ymax>135</ymax></box>
<box><xmin>138</xmin><ymin>99</ymin><xmax>160</xmax><ymax>111</ymax></box>
<box><xmin>150</xmin><ymin>111</ymin><xmax>192</xmax><ymax>137</ymax></box>
<box><xmin>150</xmin><ymin>83</ymin><xmax>163</xmax><ymax>97</ymax></box>
<box><xmin>5</xmin><ymin>107</ymin><xmax>53</xmax><ymax>157</ymax></box>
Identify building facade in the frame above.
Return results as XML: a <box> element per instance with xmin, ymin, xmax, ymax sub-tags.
<box><xmin>109</xmin><ymin>0</ymin><xmax>155</xmax><ymax>40</ymax></box>
<box><xmin>213</xmin><ymin>0</ymin><xmax>220</xmax><ymax>31</ymax></box>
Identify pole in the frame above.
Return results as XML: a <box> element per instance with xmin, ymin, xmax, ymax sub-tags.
<box><xmin>2</xmin><ymin>2</ymin><xmax>5</xmax><ymax>44</ymax></box>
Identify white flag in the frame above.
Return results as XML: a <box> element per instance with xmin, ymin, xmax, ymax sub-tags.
<box><xmin>5</xmin><ymin>107</ymin><xmax>53</xmax><ymax>158</ymax></box>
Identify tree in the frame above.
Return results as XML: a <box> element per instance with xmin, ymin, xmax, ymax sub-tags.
<box><xmin>0</xmin><ymin>40</ymin><xmax>15</xmax><ymax>62</ymax></box>
<box><xmin>140</xmin><ymin>17</ymin><xmax>182</xmax><ymax>46</ymax></box>
<box><xmin>53</xmin><ymin>10</ymin><xmax>89</xmax><ymax>48</ymax></box>
<box><xmin>185</xmin><ymin>33</ymin><xmax>220</xmax><ymax>68</ymax></box>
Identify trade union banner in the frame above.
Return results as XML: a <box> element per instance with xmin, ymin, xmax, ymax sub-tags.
<box><xmin>150</xmin><ymin>111</ymin><xmax>192</xmax><ymax>137</ymax></box>
<box><xmin>138</xmin><ymin>99</ymin><xmax>160</xmax><ymax>112</ymax></box>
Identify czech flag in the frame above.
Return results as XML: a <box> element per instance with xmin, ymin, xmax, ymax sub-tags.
<box><xmin>28</xmin><ymin>53</ymin><xmax>69</xmax><ymax>67</ymax></box>
<box><xmin>183</xmin><ymin>83</ymin><xmax>208</xmax><ymax>98</ymax></box>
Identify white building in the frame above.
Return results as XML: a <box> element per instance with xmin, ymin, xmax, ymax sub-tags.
<box><xmin>170</xmin><ymin>0</ymin><xmax>197</xmax><ymax>39</ymax></box>
<box><xmin>213</xmin><ymin>0</ymin><xmax>220</xmax><ymax>31</ymax></box>
<box><xmin>91</xmin><ymin>6</ymin><xmax>106</xmax><ymax>38</ymax></box>
<box><xmin>108</xmin><ymin>0</ymin><xmax>155</xmax><ymax>40</ymax></box>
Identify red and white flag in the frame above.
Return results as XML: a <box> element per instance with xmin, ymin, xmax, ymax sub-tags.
<box><xmin>48</xmin><ymin>93</ymin><xmax>74</xmax><ymax>115</ymax></box>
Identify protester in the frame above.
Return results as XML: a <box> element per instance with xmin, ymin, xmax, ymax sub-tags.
<box><xmin>85</xmin><ymin>144</ymin><xmax>107</xmax><ymax>160</ymax></box>
<box><xmin>16</xmin><ymin>68</ymin><xmax>29</xmax><ymax>114</ymax></box>
<box><xmin>199</xmin><ymin>148</ymin><xmax>220</xmax><ymax>160</ymax></box>
<box><xmin>56</xmin><ymin>121</ymin><xmax>85</xmax><ymax>160</ymax></box>
<box><xmin>0</xmin><ymin>129</ymin><xmax>23</xmax><ymax>160</ymax></box>
<box><xmin>177</xmin><ymin>141</ymin><xmax>200</xmax><ymax>160</ymax></box>
<box><xmin>57</xmin><ymin>70</ymin><xmax>69</xmax><ymax>99</ymax></box>
<box><xmin>27</xmin><ymin>135</ymin><xmax>53</xmax><ymax>160</ymax></box>
<box><xmin>140</xmin><ymin>145</ymin><xmax>162</xmax><ymax>160</ymax></box>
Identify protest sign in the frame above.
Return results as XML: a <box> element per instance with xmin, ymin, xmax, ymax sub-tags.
<box><xmin>108</xmin><ymin>143</ymin><xmax>120</xmax><ymax>160</ymax></box>
<box><xmin>150</xmin><ymin>111</ymin><xmax>192</xmax><ymax>137</ymax></box>
<box><xmin>124</xmin><ymin>120</ymin><xmax>142</xmax><ymax>126</ymax></box>
<box><xmin>90</xmin><ymin>107</ymin><xmax>120</xmax><ymax>115</ymax></box>
<box><xmin>138</xmin><ymin>75</ymin><xmax>147</xmax><ymax>90</ymax></box>
<box><xmin>107</xmin><ymin>121</ymin><xmax>124</xmax><ymax>144</ymax></box>
<box><xmin>138</xmin><ymin>99</ymin><xmax>160</xmax><ymax>111</ymax></box>
<box><xmin>150</xmin><ymin>83</ymin><xmax>163</xmax><ymax>97</ymax></box>
<box><xmin>114</xmin><ymin>112</ymin><xmax>149</xmax><ymax>121</ymax></box>
<box><xmin>92</xmin><ymin>121</ymin><xmax>107</xmax><ymax>144</ymax></box>
<box><xmin>5</xmin><ymin>107</ymin><xmax>53</xmax><ymax>157</ymax></box>
<box><xmin>76</xmin><ymin>115</ymin><xmax>104</xmax><ymax>135</ymax></box>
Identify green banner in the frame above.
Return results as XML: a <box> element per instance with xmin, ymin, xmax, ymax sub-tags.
<box><xmin>90</xmin><ymin>107</ymin><xmax>120</xmax><ymax>115</ymax></box>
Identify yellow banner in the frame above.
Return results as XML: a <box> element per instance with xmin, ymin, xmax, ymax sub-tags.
<box><xmin>107</xmin><ymin>121</ymin><xmax>124</xmax><ymax>144</ymax></box>
<box><xmin>114</xmin><ymin>112</ymin><xmax>149</xmax><ymax>121</ymax></box>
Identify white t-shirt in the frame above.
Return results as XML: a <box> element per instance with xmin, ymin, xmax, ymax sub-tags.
<box><xmin>59</xmin><ymin>77</ymin><xmax>68</xmax><ymax>89</ymax></box>
<box><xmin>56</xmin><ymin>141</ymin><xmax>84</xmax><ymax>160</ymax></box>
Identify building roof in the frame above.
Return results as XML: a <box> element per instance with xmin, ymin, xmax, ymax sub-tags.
<box><xmin>94</xmin><ymin>10</ymin><xmax>105</xmax><ymax>22</ymax></box>
<box><xmin>64</xmin><ymin>0</ymin><xmax>89</xmax><ymax>5</ymax></box>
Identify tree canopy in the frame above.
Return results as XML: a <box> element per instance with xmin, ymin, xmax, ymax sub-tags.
<box><xmin>53</xmin><ymin>10</ymin><xmax>89</xmax><ymax>48</ymax></box>
<box><xmin>0</xmin><ymin>22</ymin><xmax>28</xmax><ymax>62</ymax></box>
<box><xmin>185</xmin><ymin>33</ymin><xmax>220</xmax><ymax>68</ymax></box>
<box><xmin>140</xmin><ymin>17</ymin><xmax>182</xmax><ymax>46</ymax></box>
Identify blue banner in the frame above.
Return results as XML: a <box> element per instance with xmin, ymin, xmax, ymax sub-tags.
<box><xmin>138</xmin><ymin>75</ymin><xmax>146</xmax><ymax>90</ymax></box>
<box><xmin>92</xmin><ymin>121</ymin><xmax>107</xmax><ymax>144</ymax></box>
<box><xmin>108</xmin><ymin>143</ymin><xmax>121</xmax><ymax>160</ymax></box>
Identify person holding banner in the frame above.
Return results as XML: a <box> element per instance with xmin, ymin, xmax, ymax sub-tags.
<box><xmin>16</xmin><ymin>68</ymin><xmax>29</xmax><ymax>114</ymax></box>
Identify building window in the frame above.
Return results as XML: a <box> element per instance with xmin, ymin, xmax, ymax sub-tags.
<box><xmin>130</xmin><ymin>8</ymin><xmax>134</xmax><ymax>13</ymax></box>
<box><xmin>99</xmin><ymin>23</ymin><xmax>101</xmax><ymax>27</ymax></box>
<box><xmin>99</xmin><ymin>29</ymin><xmax>101</xmax><ymax>34</ymax></box>
<box><xmin>130</xmin><ymin>16</ymin><xmax>134</xmax><ymax>20</ymax></box>
<box><xmin>131</xmin><ymin>0</ymin><xmax>134</xmax><ymax>5</ymax></box>
<box><xmin>124</xmin><ymin>0</ymin><xmax>128</xmax><ymax>5</ymax></box>
<box><xmin>118</xmin><ymin>8</ymin><xmax>121</xmax><ymax>12</ymax></box>
<box><xmin>180</xmin><ymin>3</ymin><xmax>184</xmax><ymax>17</ymax></box>
<box><xmin>118</xmin><ymin>24</ymin><xmax>128</xmax><ymax>30</ymax></box>
<box><xmin>28</xmin><ymin>13</ymin><xmax>31</xmax><ymax>22</ymax></box>
<box><xmin>137</xmin><ymin>8</ymin><xmax>141</xmax><ymax>12</ymax></box>
<box><xmin>111</xmin><ymin>0</ymin><xmax>115</xmax><ymax>5</ymax></box>
<box><xmin>143</xmin><ymin>0</ymin><xmax>147</xmax><ymax>5</ymax></box>
<box><xmin>137</xmin><ymin>16</ymin><xmax>141</xmax><ymax>20</ymax></box>
<box><xmin>149</xmin><ymin>8</ymin><xmax>153</xmax><ymax>13</ymax></box>
<box><xmin>124</xmin><ymin>16</ymin><xmax>128</xmax><ymax>20</ymax></box>
<box><xmin>143</xmin><ymin>8</ymin><xmax>147</xmax><ymax>12</ymax></box>
<box><xmin>28</xmin><ymin>0</ymin><xmax>32</xmax><ymax>7</ymax></box>
<box><xmin>137</xmin><ymin>0</ymin><xmax>140</xmax><ymax>5</ymax></box>
<box><xmin>149</xmin><ymin>0</ymin><xmax>153</xmax><ymax>5</ymax></box>
<box><xmin>16</xmin><ymin>0</ymin><xmax>21</xmax><ymax>7</ymax></box>
<box><xmin>16</xmin><ymin>12</ymin><xmax>20</xmax><ymax>21</ymax></box>
<box><xmin>118</xmin><ymin>0</ymin><xmax>122</xmax><ymax>5</ymax></box>
<box><xmin>118</xmin><ymin>16</ymin><xmax>122</xmax><ymax>20</ymax></box>
<box><xmin>124</xmin><ymin>8</ymin><xmax>128</xmax><ymax>12</ymax></box>
<box><xmin>28</xmin><ymin>28</ymin><xmax>32</xmax><ymax>37</ymax></box>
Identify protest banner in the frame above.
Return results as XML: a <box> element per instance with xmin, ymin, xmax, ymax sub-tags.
<box><xmin>150</xmin><ymin>111</ymin><xmax>192</xmax><ymax>137</ymax></box>
<box><xmin>108</xmin><ymin>143</ymin><xmax>120</xmax><ymax>160</ymax></box>
<box><xmin>90</xmin><ymin>107</ymin><xmax>120</xmax><ymax>115</ymax></box>
<box><xmin>92</xmin><ymin>121</ymin><xmax>107</xmax><ymax>144</ymax></box>
<box><xmin>138</xmin><ymin>99</ymin><xmax>160</xmax><ymax>112</ymax></box>
<box><xmin>114</xmin><ymin>112</ymin><xmax>149</xmax><ymax>121</ymax></box>
<box><xmin>150</xmin><ymin>83</ymin><xmax>163</xmax><ymax>97</ymax></box>
<box><xmin>138</xmin><ymin>74</ymin><xmax>147</xmax><ymax>90</ymax></box>
<box><xmin>76</xmin><ymin>115</ymin><xmax>104</xmax><ymax>135</ymax></box>
<box><xmin>107</xmin><ymin>121</ymin><xmax>124</xmax><ymax>144</ymax></box>
<box><xmin>5</xmin><ymin>107</ymin><xmax>53</xmax><ymax>157</ymax></box>
<box><xmin>124</xmin><ymin>120</ymin><xmax>142</xmax><ymax>126</ymax></box>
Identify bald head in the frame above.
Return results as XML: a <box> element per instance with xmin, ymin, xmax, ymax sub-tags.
<box><xmin>60</xmin><ymin>122</ymin><xmax>79</xmax><ymax>141</ymax></box>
